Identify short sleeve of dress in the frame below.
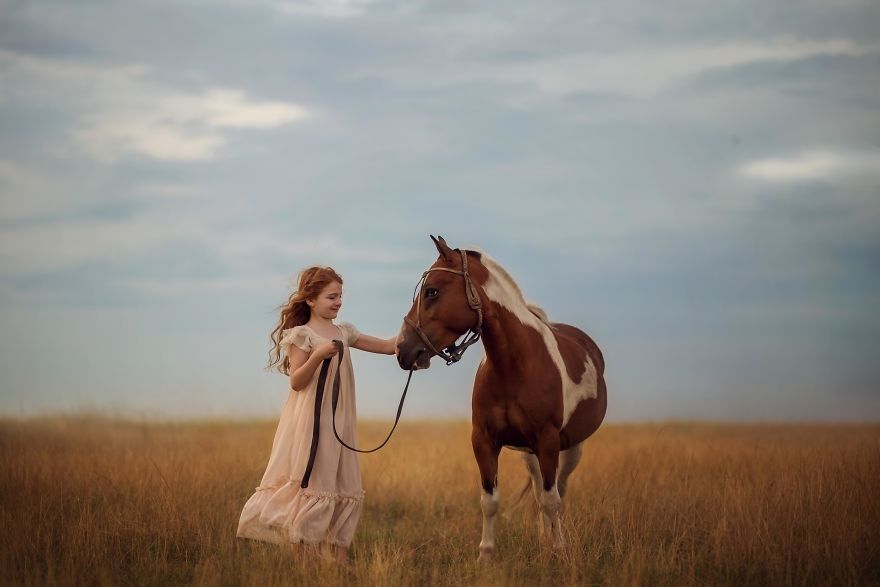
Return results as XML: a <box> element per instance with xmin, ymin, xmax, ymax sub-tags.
<box><xmin>338</xmin><ymin>322</ymin><xmax>360</xmax><ymax>346</ymax></box>
<box><xmin>280</xmin><ymin>325</ymin><xmax>311</xmax><ymax>356</ymax></box>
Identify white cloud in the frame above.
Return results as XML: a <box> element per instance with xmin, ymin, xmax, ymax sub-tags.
<box><xmin>0</xmin><ymin>163</ymin><xmax>204</xmax><ymax>222</ymax></box>
<box><xmin>133</xmin><ymin>183</ymin><xmax>206</xmax><ymax>200</ymax></box>
<box><xmin>0</xmin><ymin>51</ymin><xmax>310</xmax><ymax>162</ymax></box>
<box><xmin>0</xmin><ymin>160</ymin><xmax>68</xmax><ymax>220</ymax></box>
<box><xmin>738</xmin><ymin>149</ymin><xmax>880</xmax><ymax>182</ymax></box>
<box><xmin>504</xmin><ymin>39</ymin><xmax>874</xmax><ymax>97</ymax></box>
<box><xmin>275</xmin><ymin>0</ymin><xmax>376</xmax><ymax>18</ymax></box>
<box><xmin>0</xmin><ymin>212</ymin><xmax>192</xmax><ymax>274</ymax></box>
<box><xmin>0</xmin><ymin>159</ymin><xmax>116</xmax><ymax>221</ymax></box>
<box><xmin>75</xmin><ymin>117</ymin><xmax>227</xmax><ymax>162</ymax></box>
<box><xmin>359</xmin><ymin>38</ymin><xmax>876</xmax><ymax>98</ymax></box>
<box><xmin>75</xmin><ymin>85</ymin><xmax>309</xmax><ymax>162</ymax></box>
<box><xmin>0</xmin><ymin>205</ymin><xmax>419</xmax><ymax>277</ymax></box>
<box><xmin>116</xmin><ymin>275</ymin><xmax>285</xmax><ymax>296</ymax></box>
<box><xmin>202</xmin><ymin>89</ymin><xmax>307</xmax><ymax>128</ymax></box>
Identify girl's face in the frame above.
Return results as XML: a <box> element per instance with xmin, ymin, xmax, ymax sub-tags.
<box><xmin>308</xmin><ymin>281</ymin><xmax>342</xmax><ymax>320</ymax></box>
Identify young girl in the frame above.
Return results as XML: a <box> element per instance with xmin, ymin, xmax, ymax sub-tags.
<box><xmin>236</xmin><ymin>266</ymin><xmax>397</xmax><ymax>564</ymax></box>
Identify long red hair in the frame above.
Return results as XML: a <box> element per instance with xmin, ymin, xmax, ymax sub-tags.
<box><xmin>267</xmin><ymin>266</ymin><xmax>343</xmax><ymax>375</ymax></box>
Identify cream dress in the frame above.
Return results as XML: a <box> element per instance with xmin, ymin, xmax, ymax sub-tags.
<box><xmin>237</xmin><ymin>322</ymin><xmax>363</xmax><ymax>548</ymax></box>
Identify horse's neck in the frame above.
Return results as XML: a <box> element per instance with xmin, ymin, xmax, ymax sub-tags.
<box><xmin>480</xmin><ymin>299</ymin><xmax>549</xmax><ymax>374</ymax></box>
<box><xmin>470</xmin><ymin>253</ymin><xmax>553</xmax><ymax>374</ymax></box>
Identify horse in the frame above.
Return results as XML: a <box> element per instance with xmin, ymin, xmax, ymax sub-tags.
<box><xmin>396</xmin><ymin>236</ymin><xmax>607</xmax><ymax>562</ymax></box>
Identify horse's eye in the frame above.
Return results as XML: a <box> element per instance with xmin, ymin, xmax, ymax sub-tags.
<box><xmin>425</xmin><ymin>287</ymin><xmax>439</xmax><ymax>298</ymax></box>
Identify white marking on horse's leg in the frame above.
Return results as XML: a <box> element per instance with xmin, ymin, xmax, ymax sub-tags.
<box><xmin>557</xmin><ymin>442</ymin><xmax>584</xmax><ymax>502</ymax></box>
<box><xmin>478</xmin><ymin>488</ymin><xmax>500</xmax><ymax>561</ymax></box>
<box><xmin>540</xmin><ymin>486</ymin><xmax>564</xmax><ymax>549</ymax></box>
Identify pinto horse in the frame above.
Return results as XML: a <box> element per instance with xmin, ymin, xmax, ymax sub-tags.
<box><xmin>396</xmin><ymin>236</ymin><xmax>607</xmax><ymax>561</ymax></box>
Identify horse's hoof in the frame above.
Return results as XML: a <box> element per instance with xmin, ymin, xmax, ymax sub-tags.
<box><xmin>477</xmin><ymin>548</ymin><xmax>494</xmax><ymax>564</ymax></box>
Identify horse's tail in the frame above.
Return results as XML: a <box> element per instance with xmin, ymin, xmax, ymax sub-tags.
<box><xmin>502</xmin><ymin>478</ymin><xmax>533</xmax><ymax>520</ymax></box>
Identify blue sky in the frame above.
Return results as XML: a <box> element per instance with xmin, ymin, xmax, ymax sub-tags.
<box><xmin>1</xmin><ymin>0</ymin><xmax>878</xmax><ymax>421</ymax></box>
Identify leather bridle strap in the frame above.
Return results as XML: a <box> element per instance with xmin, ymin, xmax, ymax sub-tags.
<box><xmin>302</xmin><ymin>339</ymin><xmax>415</xmax><ymax>487</ymax></box>
<box><xmin>403</xmin><ymin>250</ymin><xmax>483</xmax><ymax>365</ymax></box>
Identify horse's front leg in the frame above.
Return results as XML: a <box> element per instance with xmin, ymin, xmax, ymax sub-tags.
<box><xmin>535</xmin><ymin>429</ymin><xmax>564</xmax><ymax>549</ymax></box>
<box><xmin>472</xmin><ymin>428</ymin><xmax>500</xmax><ymax>563</ymax></box>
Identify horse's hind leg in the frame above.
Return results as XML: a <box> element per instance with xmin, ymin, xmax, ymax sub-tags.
<box><xmin>535</xmin><ymin>431</ymin><xmax>564</xmax><ymax>549</ymax></box>
<box><xmin>521</xmin><ymin>453</ymin><xmax>546</xmax><ymax>532</ymax></box>
<box><xmin>557</xmin><ymin>442</ymin><xmax>583</xmax><ymax>502</ymax></box>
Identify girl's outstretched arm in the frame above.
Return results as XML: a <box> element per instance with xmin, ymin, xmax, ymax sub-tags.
<box><xmin>352</xmin><ymin>333</ymin><xmax>398</xmax><ymax>355</ymax></box>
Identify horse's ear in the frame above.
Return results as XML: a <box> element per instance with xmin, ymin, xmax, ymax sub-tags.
<box><xmin>430</xmin><ymin>235</ymin><xmax>454</xmax><ymax>262</ymax></box>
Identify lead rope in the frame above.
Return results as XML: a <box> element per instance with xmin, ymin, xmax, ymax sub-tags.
<box><xmin>301</xmin><ymin>349</ymin><xmax>333</xmax><ymax>489</ymax></box>
<box><xmin>301</xmin><ymin>339</ymin><xmax>415</xmax><ymax>488</ymax></box>
<box><xmin>330</xmin><ymin>340</ymin><xmax>415</xmax><ymax>453</ymax></box>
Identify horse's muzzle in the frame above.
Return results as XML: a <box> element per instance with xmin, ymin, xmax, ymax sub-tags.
<box><xmin>396</xmin><ymin>340</ymin><xmax>432</xmax><ymax>371</ymax></box>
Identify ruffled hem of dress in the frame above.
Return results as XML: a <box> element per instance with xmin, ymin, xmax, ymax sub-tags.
<box><xmin>236</xmin><ymin>478</ymin><xmax>364</xmax><ymax>548</ymax></box>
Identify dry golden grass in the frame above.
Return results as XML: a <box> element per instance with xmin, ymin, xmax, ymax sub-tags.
<box><xmin>1</xmin><ymin>417</ymin><xmax>878</xmax><ymax>586</ymax></box>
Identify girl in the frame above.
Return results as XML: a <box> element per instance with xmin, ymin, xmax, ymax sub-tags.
<box><xmin>236</xmin><ymin>266</ymin><xmax>398</xmax><ymax>564</ymax></box>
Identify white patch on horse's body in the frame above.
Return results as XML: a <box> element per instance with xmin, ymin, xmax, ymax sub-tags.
<box><xmin>465</xmin><ymin>248</ymin><xmax>597</xmax><ymax>427</ymax></box>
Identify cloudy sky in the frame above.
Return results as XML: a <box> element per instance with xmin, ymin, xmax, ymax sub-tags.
<box><xmin>1</xmin><ymin>0</ymin><xmax>878</xmax><ymax>422</ymax></box>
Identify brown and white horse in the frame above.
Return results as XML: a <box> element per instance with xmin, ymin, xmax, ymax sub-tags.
<box><xmin>396</xmin><ymin>236</ymin><xmax>607</xmax><ymax>561</ymax></box>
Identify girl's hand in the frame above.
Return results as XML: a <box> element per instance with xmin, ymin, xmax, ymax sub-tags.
<box><xmin>314</xmin><ymin>342</ymin><xmax>340</xmax><ymax>360</ymax></box>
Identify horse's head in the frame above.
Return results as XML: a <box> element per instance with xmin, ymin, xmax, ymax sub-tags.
<box><xmin>397</xmin><ymin>235</ymin><xmax>486</xmax><ymax>371</ymax></box>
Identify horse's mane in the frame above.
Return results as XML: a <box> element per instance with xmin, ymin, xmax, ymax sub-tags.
<box><xmin>462</xmin><ymin>247</ymin><xmax>552</xmax><ymax>326</ymax></box>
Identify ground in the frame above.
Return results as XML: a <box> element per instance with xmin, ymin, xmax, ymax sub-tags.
<box><xmin>1</xmin><ymin>417</ymin><xmax>877</xmax><ymax>586</ymax></box>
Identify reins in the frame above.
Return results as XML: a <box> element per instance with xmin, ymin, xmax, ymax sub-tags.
<box><xmin>301</xmin><ymin>340</ymin><xmax>414</xmax><ymax>489</ymax></box>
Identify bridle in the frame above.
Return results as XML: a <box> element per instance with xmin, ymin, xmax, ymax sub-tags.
<box><xmin>404</xmin><ymin>249</ymin><xmax>483</xmax><ymax>365</ymax></box>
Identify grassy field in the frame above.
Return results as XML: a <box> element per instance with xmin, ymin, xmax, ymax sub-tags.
<box><xmin>1</xmin><ymin>417</ymin><xmax>878</xmax><ymax>586</ymax></box>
